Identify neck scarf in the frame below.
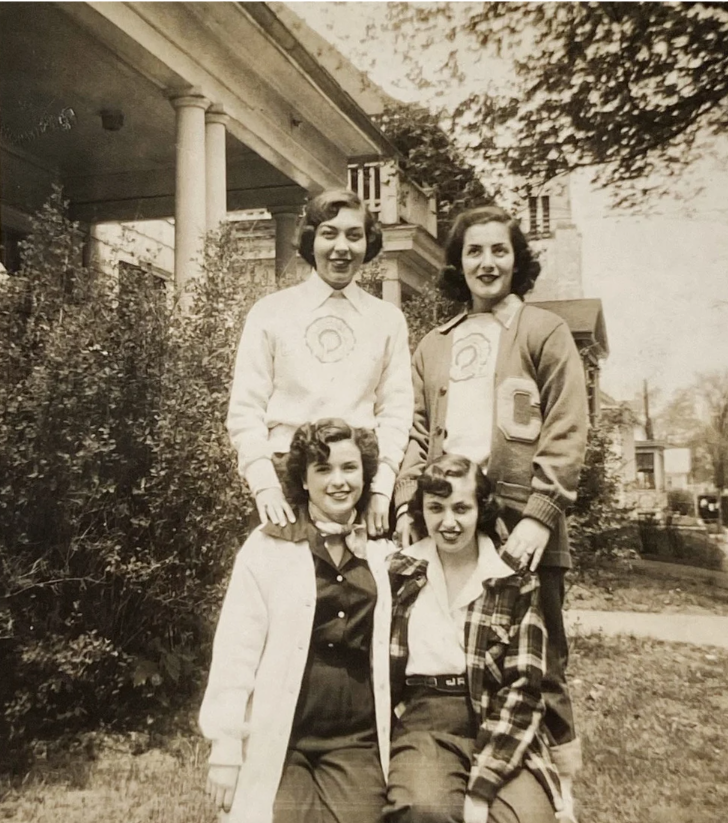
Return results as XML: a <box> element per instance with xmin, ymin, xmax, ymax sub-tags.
<box><xmin>307</xmin><ymin>503</ymin><xmax>368</xmax><ymax>559</ymax></box>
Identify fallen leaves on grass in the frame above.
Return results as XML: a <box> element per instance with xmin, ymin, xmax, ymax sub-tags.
<box><xmin>571</xmin><ymin>634</ymin><xmax>728</xmax><ymax>823</ymax></box>
<box><xmin>2</xmin><ymin>636</ymin><xmax>728</xmax><ymax>823</ymax></box>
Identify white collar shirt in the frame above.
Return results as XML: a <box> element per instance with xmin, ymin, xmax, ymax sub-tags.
<box><xmin>404</xmin><ymin>534</ymin><xmax>514</xmax><ymax>676</ymax></box>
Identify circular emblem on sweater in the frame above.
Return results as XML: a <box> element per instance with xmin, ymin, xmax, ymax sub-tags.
<box><xmin>450</xmin><ymin>333</ymin><xmax>491</xmax><ymax>382</ymax></box>
<box><xmin>305</xmin><ymin>315</ymin><xmax>356</xmax><ymax>363</ymax></box>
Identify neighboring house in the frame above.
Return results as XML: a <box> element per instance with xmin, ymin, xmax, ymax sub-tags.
<box><xmin>600</xmin><ymin>390</ymin><xmax>700</xmax><ymax>514</ymax></box>
<box><xmin>522</xmin><ymin>175</ymin><xmax>609</xmax><ymax>422</ymax></box>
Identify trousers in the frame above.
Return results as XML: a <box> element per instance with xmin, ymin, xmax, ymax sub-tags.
<box><xmin>384</xmin><ymin>690</ymin><xmax>557</xmax><ymax>823</ymax></box>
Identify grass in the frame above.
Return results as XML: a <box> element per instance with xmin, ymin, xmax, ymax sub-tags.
<box><xmin>0</xmin><ymin>732</ymin><xmax>215</xmax><ymax>823</ymax></box>
<box><xmin>566</xmin><ymin>559</ymin><xmax>728</xmax><ymax>615</ymax></box>
<box><xmin>3</xmin><ymin>635</ymin><xmax>728</xmax><ymax>823</ymax></box>
<box><xmin>570</xmin><ymin>634</ymin><xmax>728</xmax><ymax>823</ymax></box>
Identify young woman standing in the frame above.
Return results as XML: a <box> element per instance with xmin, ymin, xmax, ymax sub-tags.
<box><xmin>394</xmin><ymin>206</ymin><xmax>588</xmax><ymax>817</ymax></box>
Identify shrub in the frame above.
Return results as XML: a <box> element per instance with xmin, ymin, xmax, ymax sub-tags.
<box><xmin>0</xmin><ymin>190</ymin><xmax>268</xmax><ymax>756</ymax></box>
<box><xmin>638</xmin><ymin>520</ymin><xmax>724</xmax><ymax>570</ymax></box>
<box><xmin>568</xmin><ymin>420</ymin><xmax>636</xmax><ymax>570</ymax></box>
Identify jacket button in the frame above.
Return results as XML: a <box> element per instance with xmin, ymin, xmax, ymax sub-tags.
<box><xmin>435</xmin><ymin>426</ymin><xmax>443</xmax><ymax>436</ymax></box>
<box><xmin>439</xmin><ymin>386</ymin><xmax>447</xmax><ymax>396</ymax></box>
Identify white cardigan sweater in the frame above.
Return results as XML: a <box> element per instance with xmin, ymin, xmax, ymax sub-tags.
<box><xmin>199</xmin><ymin>526</ymin><xmax>393</xmax><ymax>823</ymax></box>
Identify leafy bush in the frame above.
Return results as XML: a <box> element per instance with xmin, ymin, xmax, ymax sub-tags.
<box><xmin>568</xmin><ymin>420</ymin><xmax>636</xmax><ymax>570</ymax></box>
<box><xmin>0</xmin><ymin>190</ymin><xmax>268</xmax><ymax>756</ymax></box>
<box><xmin>638</xmin><ymin>521</ymin><xmax>724</xmax><ymax>570</ymax></box>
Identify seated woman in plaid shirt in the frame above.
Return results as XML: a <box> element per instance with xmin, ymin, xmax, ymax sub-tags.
<box><xmin>386</xmin><ymin>455</ymin><xmax>571</xmax><ymax>823</ymax></box>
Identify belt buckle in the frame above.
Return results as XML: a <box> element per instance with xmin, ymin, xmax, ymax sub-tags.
<box><xmin>425</xmin><ymin>676</ymin><xmax>439</xmax><ymax>688</ymax></box>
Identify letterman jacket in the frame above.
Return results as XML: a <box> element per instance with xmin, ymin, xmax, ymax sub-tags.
<box><xmin>394</xmin><ymin>302</ymin><xmax>588</xmax><ymax>568</ymax></box>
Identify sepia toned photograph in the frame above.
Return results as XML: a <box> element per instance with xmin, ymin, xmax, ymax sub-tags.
<box><xmin>1</xmin><ymin>3</ymin><xmax>727</xmax><ymax>823</ymax></box>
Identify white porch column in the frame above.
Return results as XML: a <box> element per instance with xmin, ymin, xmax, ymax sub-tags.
<box><xmin>82</xmin><ymin>223</ymin><xmax>103</xmax><ymax>272</ymax></box>
<box><xmin>270</xmin><ymin>206</ymin><xmax>301</xmax><ymax>281</ymax></box>
<box><xmin>380</xmin><ymin>257</ymin><xmax>402</xmax><ymax>308</ymax></box>
<box><xmin>170</xmin><ymin>91</ymin><xmax>209</xmax><ymax>307</ymax></box>
<box><xmin>205</xmin><ymin>107</ymin><xmax>229</xmax><ymax>231</ymax></box>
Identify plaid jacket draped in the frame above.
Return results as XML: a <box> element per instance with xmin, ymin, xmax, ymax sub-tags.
<box><xmin>389</xmin><ymin>552</ymin><xmax>564</xmax><ymax>813</ymax></box>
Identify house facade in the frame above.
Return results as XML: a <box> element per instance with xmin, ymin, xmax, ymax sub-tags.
<box><xmin>1</xmin><ymin>2</ymin><xmax>443</xmax><ymax>302</ymax></box>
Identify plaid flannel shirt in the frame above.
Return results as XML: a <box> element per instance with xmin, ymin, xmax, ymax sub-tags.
<box><xmin>389</xmin><ymin>549</ymin><xmax>564</xmax><ymax>813</ymax></box>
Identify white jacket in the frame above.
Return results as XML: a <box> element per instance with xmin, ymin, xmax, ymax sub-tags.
<box><xmin>199</xmin><ymin>526</ymin><xmax>393</xmax><ymax>823</ymax></box>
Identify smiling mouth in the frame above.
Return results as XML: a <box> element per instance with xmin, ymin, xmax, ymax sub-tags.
<box><xmin>328</xmin><ymin>491</ymin><xmax>350</xmax><ymax>501</ymax></box>
<box><xmin>439</xmin><ymin>531</ymin><xmax>462</xmax><ymax>542</ymax></box>
<box><xmin>330</xmin><ymin>259</ymin><xmax>352</xmax><ymax>270</ymax></box>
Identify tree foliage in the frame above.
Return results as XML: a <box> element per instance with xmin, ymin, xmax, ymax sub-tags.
<box><xmin>375</xmin><ymin>103</ymin><xmax>491</xmax><ymax>239</ymax></box>
<box><xmin>0</xmin><ymin>190</ymin><xmax>268</xmax><ymax>757</ymax></box>
<box><xmin>657</xmin><ymin>370</ymin><xmax>728</xmax><ymax>490</ymax></box>
<box><xmin>377</xmin><ymin>2</ymin><xmax>728</xmax><ymax>199</ymax></box>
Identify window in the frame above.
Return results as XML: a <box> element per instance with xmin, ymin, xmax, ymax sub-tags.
<box><xmin>527</xmin><ymin>195</ymin><xmax>551</xmax><ymax>238</ymax></box>
<box><xmin>636</xmin><ymin>451</ymin><xmax>655</xmax><ymax>489</ymax></box>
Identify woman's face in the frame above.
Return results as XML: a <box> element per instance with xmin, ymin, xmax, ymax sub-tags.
<box><xmin>461</xmin><ymin>221</ymin><xmax>515</xmax><ymax>312</ymax></box>
<box><xmin>304</xmin><ymin>438</ymin><xmax>364</xmax><ymax>523</ymax></box>
<box><xmin>422</xmin><ymin>473</ymin><xmax>479</xmax><ymax>556</ymax></box>
<box><xmin>313</xmin><ymin>207</ymin><xmax>368</xmax><ymax>290</ymax></box>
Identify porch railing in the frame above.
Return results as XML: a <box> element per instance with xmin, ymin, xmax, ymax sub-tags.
<box><xmin>347</xmin><ymin>159</ymin><xmax>437</xmax><ymax>238</ymax></box>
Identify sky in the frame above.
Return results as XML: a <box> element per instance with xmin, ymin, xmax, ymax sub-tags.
<box><xmin>286</xmin><ymin>1</ymin><xmax>728</xmax><ymax>408</ymax></box>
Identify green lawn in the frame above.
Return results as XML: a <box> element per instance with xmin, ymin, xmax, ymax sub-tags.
<box><xmin>3</xmin><ymin>634</ymin><xmax>727</xmax><ymax>823</ymax></box>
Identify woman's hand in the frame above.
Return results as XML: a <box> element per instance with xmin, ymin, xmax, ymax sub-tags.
<box><xmin>365</xmin><ymin>492</ymin><xmax>390</xmax><ymax>538</ymax></box>
<box><xmin>206</xmin><ymin>764</ymin><xmax>240</xmax><ymax>813</ymax></box>
<box><xmin>463</xmin><ymin>795</ymin><xmax>489</xmax><ymax>823</ymax></box>
<box><xmin>394</xmin><ymin>510</ymin><xmax>416</xmax><ymax>548</ymax></box>
<box><xmin>503</xmin><ymin>517</ymin><xmax>551</xmax><ymax>572</ymax></box>
<box><xmin>255</xmin><ymin>487</ymin><xmax>296</xmax><ymax>527</ymax></box>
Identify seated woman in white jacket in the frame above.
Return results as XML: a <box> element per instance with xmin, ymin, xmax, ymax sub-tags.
<box><xmin>200</xmin><ymin>418</ymin><xmax>392</xmax><ymax>823</ymax></box>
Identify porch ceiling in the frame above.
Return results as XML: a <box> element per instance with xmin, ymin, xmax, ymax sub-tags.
<box><xmin>0</xmin><ymin>3</ymin><xmax>286</xmax><ymax>219</ymax></box>
<box><xmin>1</xmin><ymin>2</ymin><xmax>392</xmax><ymax>223</ymax></box>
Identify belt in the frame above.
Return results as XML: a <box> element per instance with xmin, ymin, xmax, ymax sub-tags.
<box><xmin>404</xmin><ymin>674</ymin><xmax>468</xmax><ymax>695</ymax></box>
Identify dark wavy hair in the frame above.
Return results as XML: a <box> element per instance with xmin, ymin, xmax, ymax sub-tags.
<box><xmin>286</xmin><ymin>418</ymin><xmax>379</xmax><ymax>513</ymax></box>
<box><xmin>409</xmin><ymin>455</ymin><xmax>501</xmax><ymax>545</ymax></box>
<box><xmin>439</xmin><ymin>205</ymin><xmax>541</xmax><ymax>304</ymax></box>
<box><xmin>297</xmin><ymin>189</ymin><xmax>383</xmax><ymax>268</ymax></box>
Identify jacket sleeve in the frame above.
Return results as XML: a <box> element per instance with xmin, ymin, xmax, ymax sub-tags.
<box><xmin>393</xmin><ymin>340</ymin><xmax>430</xmax><ymax>511</ymax></box>
<box><xmin>467</xmin><ymin>575</ymin><xmax>546</xmax><ymax>804</ymax></box>
<box><xmin>199</xmin><ymin>533</ymin><xmax>270</xmax><ymax>766</ymax></box>
<box><xmin>226</xmin><ymin>301</ymin><xmax>281</xmax><ymax>496</ymax></box>
<box><xmin>523</xmin><ymin>320</ymin><xmax>589</xmax><ymax>530</ymax></box>
<box><xmin>370</xmin><ymin>309</ymin><xmax>415</xmax><ymax>500</ymax></box>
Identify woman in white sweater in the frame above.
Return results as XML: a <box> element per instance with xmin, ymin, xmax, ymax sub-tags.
<box><xmin>200</xmin><ymin>418</ymin><xmax>392</xmax><ymax>823</ymax></box>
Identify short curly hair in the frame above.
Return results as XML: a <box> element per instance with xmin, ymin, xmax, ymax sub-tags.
<box><xmin>439</xmin><ymin>205</ymin><xmax>541</xmax><ymax>304</ymax></box>
<box><xmin>408</xmin><ymin>455</ymin><xmax>501</xmax><ymax>545</ymax></box>
<box><xmin>286</xmin><ymin>418</ymin><xmax>379</xmax><ymax>513</ymax></box>
<box><xmin>297</xmin><ymin>189</ymin><xmax>383</xmax><ymax>268</ymax></box>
